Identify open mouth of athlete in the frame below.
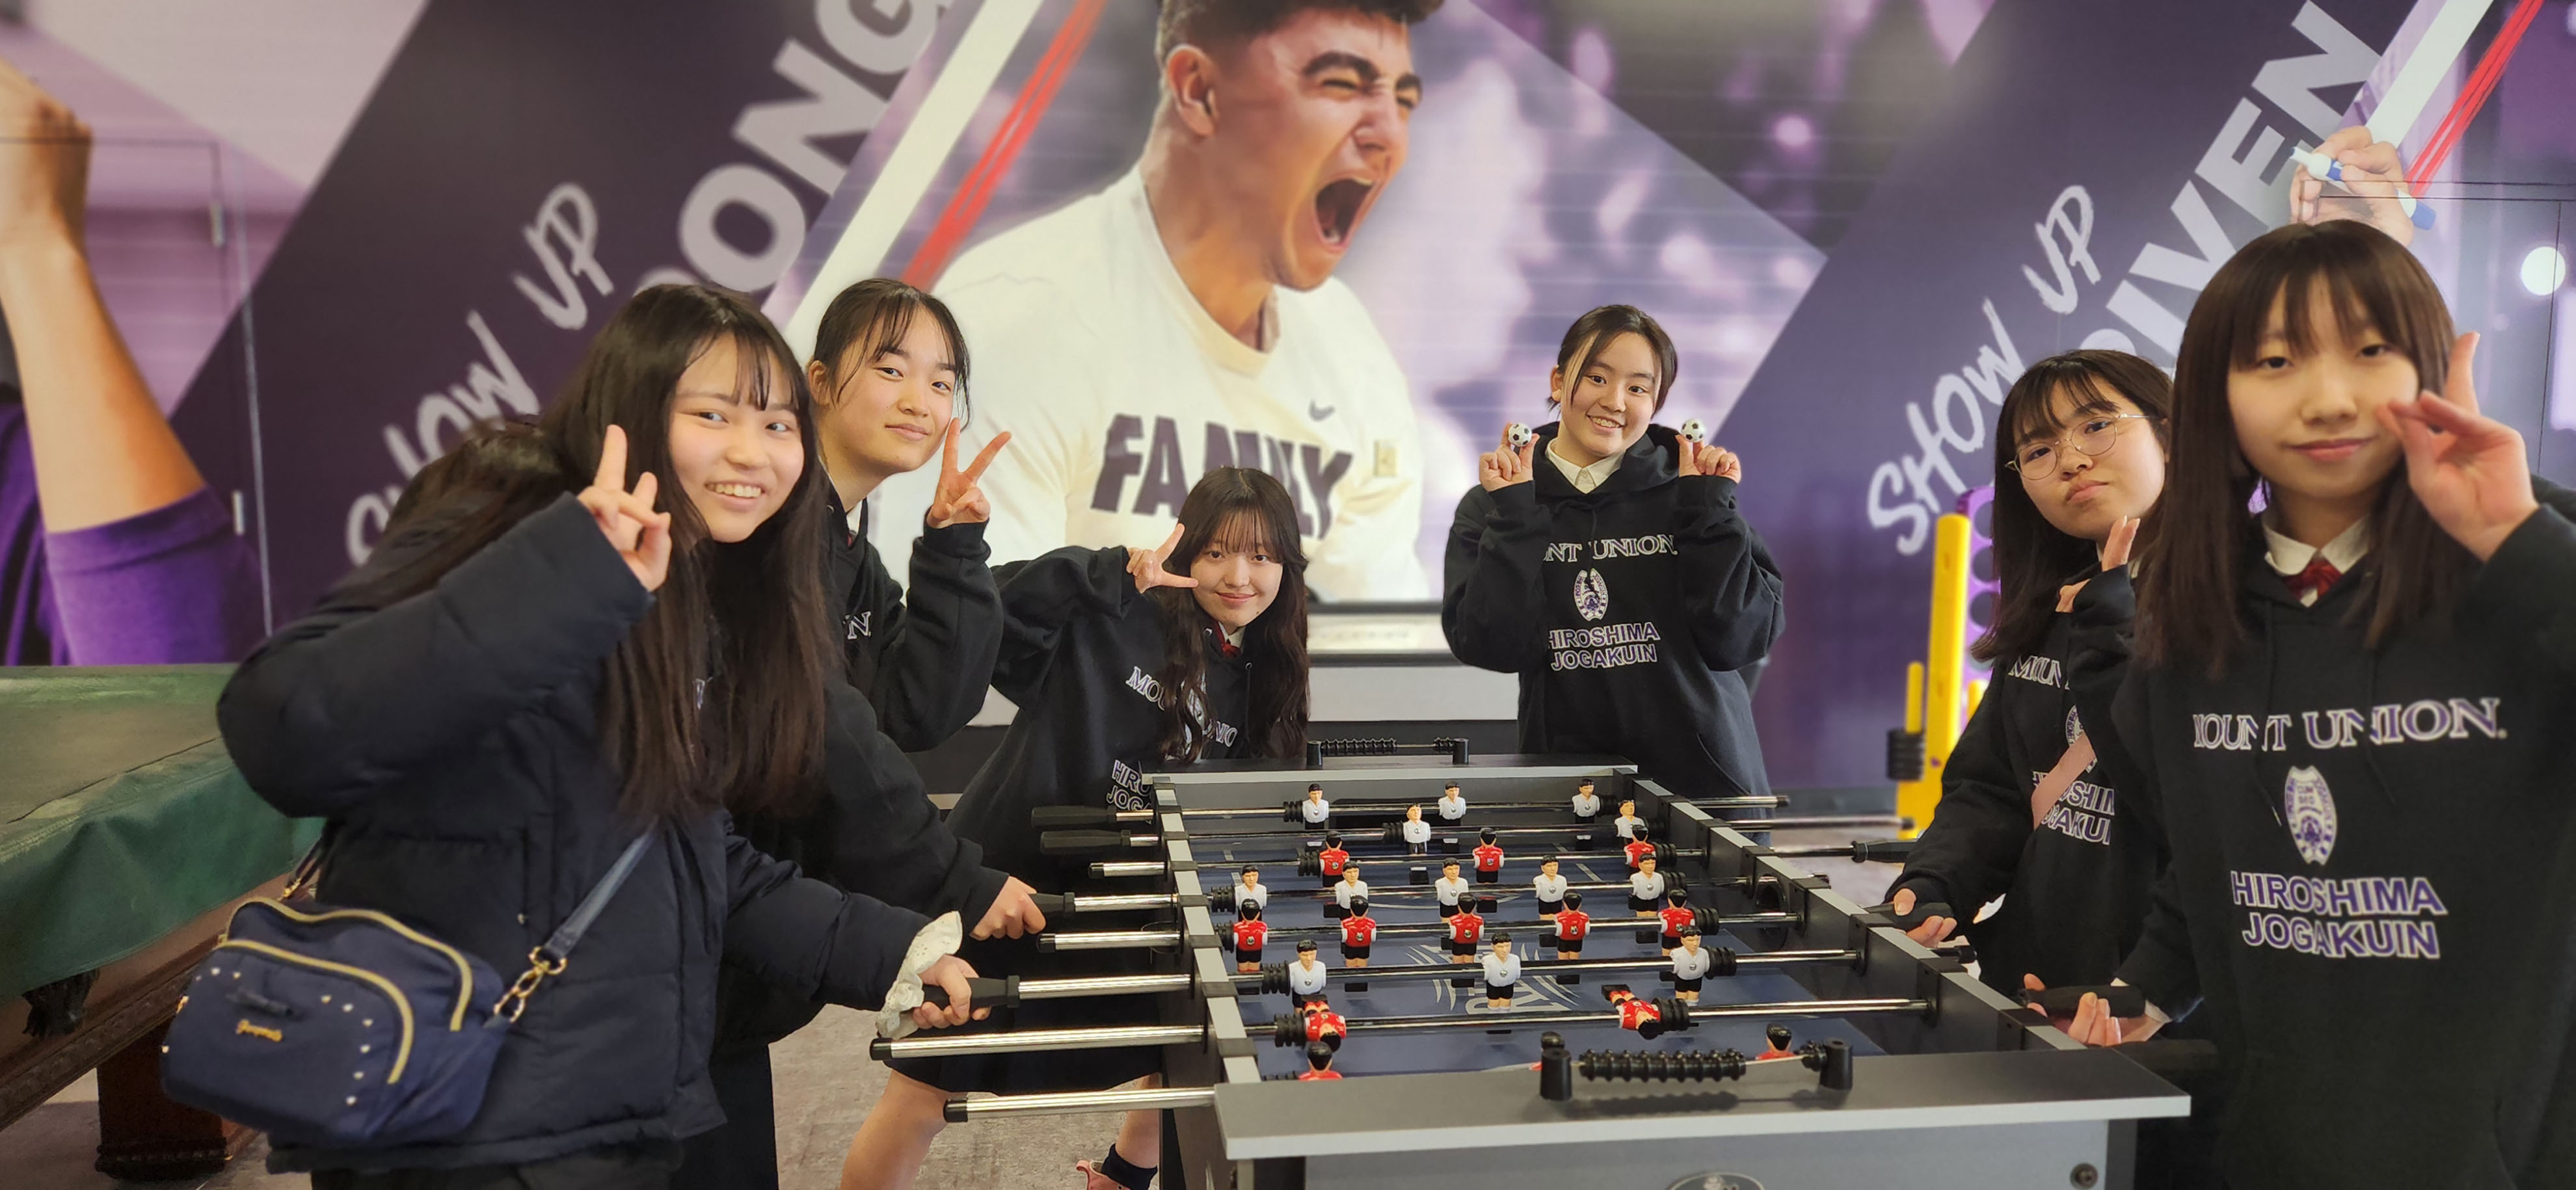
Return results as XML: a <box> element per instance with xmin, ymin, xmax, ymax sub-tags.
<box><xmin>1313</xmin><ymin>178</ymin><xmax>1375</xmax><ymax>248</ymax></box>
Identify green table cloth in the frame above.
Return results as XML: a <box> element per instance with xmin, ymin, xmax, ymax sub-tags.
<box><xmin>0</xmin><ymin>665</ymin><xmax>318</xmax><ymax>1000</ymax></box>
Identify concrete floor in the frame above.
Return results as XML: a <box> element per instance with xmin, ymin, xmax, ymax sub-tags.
<box><xmin>0</xmin><ymin>830</ymin><xmax>1900</xmax><ymax>1189</ymax></box>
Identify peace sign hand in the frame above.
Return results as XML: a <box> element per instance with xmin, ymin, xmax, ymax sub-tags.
<box><xmin>2376</xmin><ymin>332</ymin><xmax>2538</xmax><ymax>562</ymax></box>
<box><xmin>926</xmin><ymin>419</ymin><xmax>1010</xmax><ymax>529</ymax></box>
<box><xmin>1478</xmin><ymin>426</ymin><xmax>1536</xmax><ymax>492</ymax></box>
<box><xmin>1127</xmin><ymin>522</ymin><xmax>1199</xmax><ymax>594</ymax></box>
<box><xmin>576</xmin><ymin>425</ymin><xmax>672</xmax><ymax>592</ymax></box>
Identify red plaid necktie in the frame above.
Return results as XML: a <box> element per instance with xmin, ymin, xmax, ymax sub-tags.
<box><xmin>2285</xmin><ymin>557</ymin><xmax>2342</xmax><ymax>600</ymax></box>
<box><xmin>1216</xmin><ymin>633</ymin><xmax>1241</xmax><ymax>657</ymax></box>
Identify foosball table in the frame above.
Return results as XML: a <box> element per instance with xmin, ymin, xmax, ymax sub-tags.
<box><xmin>892</xmin><ymin>754</ymin><xmax>2189</xmax><ymax>1189</ymax></box>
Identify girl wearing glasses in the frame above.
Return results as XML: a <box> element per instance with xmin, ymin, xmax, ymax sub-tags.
<box><xmin>1885</xmin><ymin>350</ymin><xmax>2171</xmax><ymax>1005</ymax></box>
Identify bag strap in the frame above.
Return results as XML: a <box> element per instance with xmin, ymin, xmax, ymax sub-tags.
<box><xmin>494</xmin><ymin>832</ymin><xmax>656</xmax><ymax>1022</ymax></box>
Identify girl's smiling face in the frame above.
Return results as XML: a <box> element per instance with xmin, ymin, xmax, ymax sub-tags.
<box><xmin>2227</xmin><ymin>282</ymin><xmax>2419</xmax><ymax>540</ymax></box>
<box><xmin>1189</xmin><ymin>512</ymin><xmax>1285</xmax><ymax>630</ymax></box>
<box><xmin>667</xmin><ymin>334</ymin><xmax>804</xmax><ymax>544</ymax></box>
<box><xmin>1550</xmin><ymin>331</ymin><xmax>1661</xmax><ymax>465</ymax></box>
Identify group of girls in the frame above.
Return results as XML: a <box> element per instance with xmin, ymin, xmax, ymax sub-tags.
<box><xmin>213</xmin><ymin>264</ymin><xmax>1782</xmax><ymax>1190</ymax></box>
<box><xmin>1896</xmin><ymin>217</ymin><xmax>2576</xmax><ymax>1187</ymax></box>
<box><xmin>213</xmin><ymin>209</ymin><xmax>2576</xmax><ymax>1190</ymax></box>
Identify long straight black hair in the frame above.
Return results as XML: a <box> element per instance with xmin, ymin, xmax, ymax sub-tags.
<box><xmin>1146</xmin><ymin>468</ymin><xmax>1311</xmax><ymax>762</ymax></box>
<box><xmin>2138</xmin><ymin>220</ymin><xmax>2469</xmax><ymax>677</ymax></box>
<box><xmin>1973</xmin><ymin>350</ymin><xmax>2171</xmax><ymax>665</ymax></box>
<box><xmin>340</xmin><ymin>285</ymin><xmax>833</xmax><ymax>819</ymax></box>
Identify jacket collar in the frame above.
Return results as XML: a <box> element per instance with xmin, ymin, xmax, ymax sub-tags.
<box><xmin>1529</xmin><ymin>421</ymin><xmax>1681</xmax><ymax>503</ymax></box>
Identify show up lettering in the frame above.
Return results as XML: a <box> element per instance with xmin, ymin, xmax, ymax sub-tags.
<box><xmin>347</xmin><ymin>0</ymin><xmax>951</xmax><ymax>563</ymax></box>
<box><xmin>2188</xmin><ymin>698</ymin><xmax>2505</xmax><ymax>752</ymax></box>
<box><xmin>2233</xmin><ymin>869</ymin><xmax>2448</xmax><ymax>960</ymax></box>
<box><xmin>1091</xmin><ymin>416</ymin><xmax>1352</xmax><ymax>538</ymax></box>
<box><xmin>1867</xmin><ymin>2</ymin><xmax>2384</xmax><ymax>555</ymax></box>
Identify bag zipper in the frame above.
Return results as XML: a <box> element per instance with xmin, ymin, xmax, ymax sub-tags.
<box><xmin>239</xmin><ymin>900</ymin><xmax>475</xmax><ymax>1031</ymax></box>
<box><xmin>214</xmin><ymin>938</ymin><xmax>418</xmax><ymax>1084</ymax></box>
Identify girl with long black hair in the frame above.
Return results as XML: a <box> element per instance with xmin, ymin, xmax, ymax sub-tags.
<box><xmin>1886</xmin><ymin>350</ymin><xmax>2171</xmax><ymax>995</ymax></box>
<box><xmin>839</xmin><ymin>468</ymin><xmax>1311</xmax><ymax>1190</ymax></box>
<box><xmin>684</xmin><ymin>279</ymin><xmax>1042</xmax><ymax>1190</ymax></box>
<box><xmin>2061</xmin><ymin>220</ymin><xmax>2576</xmax><ymax>1185</ymax></box>
<box><xmin>1443</xmin><ymin>304</ymin><xmax>1784</xmax><ymax>806</ymax></box>
<box><xmin>217</xmin><ymin>285</ymin><xmax>984</xmax><ymax>1187</ymax></box>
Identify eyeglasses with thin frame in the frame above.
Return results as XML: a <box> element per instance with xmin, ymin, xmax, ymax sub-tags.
<box><xmin>2007</xmin><ymin>413</ymin><xmax>2158</xmax><ymax>477</ymax></box>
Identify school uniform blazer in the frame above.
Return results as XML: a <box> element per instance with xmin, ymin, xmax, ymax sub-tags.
<box><xmin>218</xmin><ymin>496</ymin><xmax>928</xmax><ymax>1171</ymax></box>
<box><xmin>1444</xmin><ymin>423</ymin><xmax>1784</xmax><ymax>797</ymax></box>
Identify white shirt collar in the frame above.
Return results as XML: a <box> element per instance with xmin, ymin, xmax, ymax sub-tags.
<box><xmin>1545</xmin><ymin>438</ymin><xmax>1621</xmax><ymax>493</ymax></box>
<box><xmin>2261</xmin><ymin>512</ymin><xmax>2370</xmax><ymax>602</ymax></box>
<box><xmin>1219</xmin><ymin>624</ymin><xmax>1246</xmax><ymax>650</ymax></box>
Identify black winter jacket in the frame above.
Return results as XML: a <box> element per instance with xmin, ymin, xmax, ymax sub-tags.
<box><xmin>1443</xmin><ymin>423</ymin><xmax>1784</xmax><ymax>799</ymax></box>
<box><xmin>821</xmin><ymin>489</ymin><xmax>1002</xmax><ymax>750</ymax></box>
<box><xmin>2078</xmin><ymin>487</ymin><xmax>2576</xmax><ymax>1189</ymax></box>
<box><xmin>943</xmin><ymin>546</ymin><xmax>1251</xmax><ymax>884</ymax></box>
<box><xmin>1894</xmin><ymin>594</ymin><xmax>2162</xmax><ymax>997</ymax></box>
<box><xmin>217</xmin><ymin>496</ymin><xmax>930</xmax><ymax>1171</ymax></box>
<box><xmin>709</xmin><ymin>496</ymin><xmax>1012</xmax><ymax>1054</ymax></box>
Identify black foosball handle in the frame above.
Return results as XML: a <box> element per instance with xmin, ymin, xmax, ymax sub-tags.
<box><xmin>1032</xmin><ymin>806</ymin><xmax>1121</xmax><ymax>830</ymax></box>
<box><xmin>2025</xmin><ymin>984</ymin><xmax>2147</xmax><ymax>1018</ymax></box>
<box><xmin>920</xmin><ymin>976</ymin><xmax>1017</xmax><ymax>1010</ymax></box>
<box><xmin>1040</xmin><ymin>830</ymin><xmax>1140</xmax><ymax>856</ymax></box>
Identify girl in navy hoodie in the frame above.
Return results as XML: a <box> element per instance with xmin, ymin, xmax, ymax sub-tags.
<box><xmin>2065</xmin><ymin>220</ymin><xmax>2576</xmax><ymax>1187</ymax></box>
<box><xmin>1443</xmin><ymin>305</ymin><xmax>1784</xmax><ymax>806</ymax></box>
<box><xmin>219</xmin><ymin>285</ymin><xmax>984</xmax><ymax>1188</ymax></box>
<box><xmin>1888</xmin><ymin>350</ymin><xmax>2170</xmax><ymax>998</ymax></box>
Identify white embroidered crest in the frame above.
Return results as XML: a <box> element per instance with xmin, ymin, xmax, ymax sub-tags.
<box><xmin>1574</xmin><ymin>568</ymin><xmax>1609</xmax><ymax>622</ymax></box>
<box><xmin>2064</xmin><ymin>706</ymin><xmax>2082</xmax><ymax>745</ymax></box>
<box><xmin>2283</xmin><ymin>765</ymin><xmax>2337</xmax><ymax>866</ymax></box>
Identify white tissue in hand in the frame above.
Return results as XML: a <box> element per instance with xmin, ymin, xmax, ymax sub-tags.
<box><xmin>876</xmin><ymin>911</ymin><xmax>965</xmax><ymax>1040</ymax></box>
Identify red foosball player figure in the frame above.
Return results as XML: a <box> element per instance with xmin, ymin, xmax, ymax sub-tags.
<box><xmin>1339</xmin><ymin>897</ymin><xmax>1375</xmax><ymax>969</ymax></box>
<box><xmin>1297</xmin><ymin>1038</ymin><xmax>1342</xmax><ymax>1080</ymax></box>
<box><xmin>1605</xmin><ymin>985</ymin><xmax>1671</xmax><ymax>1040</ymax></box>
<box><xmin>1624</xmin><ymin>823</ymin><xmax>1658</xmax><ymax>871</ymax></box>
<box><xmin>1551</xmin><ymin>891</ymin><xmax>1590</xmax><ymax>959</ymax></box>
<box><xmin>1229</xmin><ymin>902</ymin><xmax>1267</xmax><ymax>973</ymax></box>
<box><xmin>1658</xmin><ymin>887</ymin><xmax>1696</xmax><ymax>955</ymax></box>
<box><xmin>1317</xmin><ymin>832</ymin><xmax>1350</xmax><ymax>886</ymax></box>
<box><xmin>1756</xmin><ymin>1024</ymin><xmax>1798</xmax><ymax>1061</ymax></box>
<box><xmin>1472</xmin><ymin>827</ymin><xmax>1505</xmax><ymax>888</ymax></box>
<box><xmin>1301</xmin><ymin>999</ymin><xmax>1347</xmax><ymax>1051</ymax></box>
<box><xmin>1446</xmin><ymin>897</ymin><xmax>1486</xmax><ymax>964</ymax></box>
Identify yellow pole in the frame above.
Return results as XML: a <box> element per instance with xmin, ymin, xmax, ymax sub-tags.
<box><xmin>1898</xmin><ymin>513</ymin><xmax>1973</xmax><ymax>837</ymax></box>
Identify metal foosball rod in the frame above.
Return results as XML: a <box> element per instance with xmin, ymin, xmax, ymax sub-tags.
<box><xmin>1031</xmin><ymin>795</ymin><xmax>1788</xmax><ymax>832</ymax></box>
<box><xmin>941</xmin><ymin>1086</ymin><xmax>1218</xmax><ymax>1123</ymax></box>
<box><xmin>1041</xmin><ymin>906</ymin><xmax>1801</xmax><ymax>952</ymax></box>
<box><xmin>1291</xmin><ymin>838</ymin><xmax>1914</xmax><ymax>879</ymax></box>
<box><xmin>1041</xmin><ymin>818</ymin><xmax>1908</xmax><ymax>860</ymax></box>
<box><xmin>1339</xmin><ymin>996</ymin><xmax>1926</xmax><ymax>1038</ymax></box>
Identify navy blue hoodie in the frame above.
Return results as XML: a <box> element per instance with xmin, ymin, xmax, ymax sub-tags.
<box><xmin>1443</xmin><ymin>423</ymin><xmax>1783</xmax><ymax>799</ymax></box>
<box><xmin>2080</xmin><ymin>487</ymin><xmax>2576</xmax><ymax>1188</ymax></box>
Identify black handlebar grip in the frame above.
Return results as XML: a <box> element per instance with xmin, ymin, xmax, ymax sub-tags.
<box><xmin>1296</xmin><ymin>851</ymin><xmax>1321</xmax><ymax>878</ymax></box>
<box><xmin>1849</xmin><ymin>838</ymin><xmax>1915</xmax><ymax>863</ymax></box>
<box><xmin>1025</xmin><ymin>892</ymin><xmax>1072</xmax><ymax>917</ymax></box>
<box><xmin>1040</xmin><ymin>830</ymin><xmax>1135</xmax><ymax>856</ymax></box>
<box><xmin>942</xmin><ymin>1096</ymin><xmax>972</xmax><ymax>1124</ymax></box>
<box><xmin>920</xmin><ymin>976</ymin><xmax>1017</xmax><ymax>1009</ymax></box>
<box><xmin>1876</xmin><ymin>897</ymin><xmax>1955</xmax><ymax>931</ymax></box>
<box><xmin>2027</xmin><ymin>984</ymin><xmax>2145</xmax><ymax>1018</ymax></box>
<box><xmin>1031</xmin><ymin>806</ymin><xmax>1119</xmax><ymax>830</ymax></box>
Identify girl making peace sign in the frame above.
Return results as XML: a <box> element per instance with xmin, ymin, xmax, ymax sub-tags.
<box><xmin>844</xmin><ymin>468</ymin><xmax>1313</xmax><ymax>1190</ymax></box>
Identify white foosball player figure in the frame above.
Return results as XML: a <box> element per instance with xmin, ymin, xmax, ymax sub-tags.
<box><xmin>1481</xmin><ymin>935</ymin><xmax>1522</xmax><ymax>1008</ymax></box>
<box><xmin>1434</xmin><ymin>861</ymin><xmax>1471</xmax><ymax>918</ymax></box>
<box><xmin>1436</xmin><ymin>782</ymin><xmax>1468</xmax><ymax>824</ymax></box>
<box><xmin>1300</xmin><ymin>782</ymin><xmax>1331</xmax><ymax>826</ymax></box>
<box><xmin>1532</xmin><ymin>859</ymin><xmax>1569</xmax><ymax>918</ymax></box>
<box><xmin>1235</xmin><ymin>866</ymin><xmax>1268</xmax><ymax>914</ymax></box>
<box><xmin>1629</xmin><ymin>856</ymin><xmax>1668</xmax><ymax>916</ymax></box>
<box><xmin>1288</xmin><ymin>940</ymin><xmax>1331</xmax><ymax>1007</ymax></box>
<box><xmin>1669</xmin><ymin>927</ymin><xmax>1711</xmax><ymax>1003</ymax></box>
<box><xmin>1613</xmin><ymin>799</ymin><xmax>1645</xmax><ymax>841</ymax></box>
<box><xmin>1570</xmin><ymin>779</ymin><xmax>1600</xmax><ymax>822</ymax></box>
<box><xmin>1331</xmin><ymin>868</ymin><xmax>1369</xmax><ymax>920</ymax></box>
<box><xmin>1402</xmin><ymin>805</ymin><xmax>1432</xmax><ymax>855</ymax></box>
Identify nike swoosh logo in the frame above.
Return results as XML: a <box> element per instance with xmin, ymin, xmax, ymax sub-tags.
<box><xmin>1308</xmin><ymin>402</ymin><xmax>1337</xmax><ymax>420</ymax></box>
